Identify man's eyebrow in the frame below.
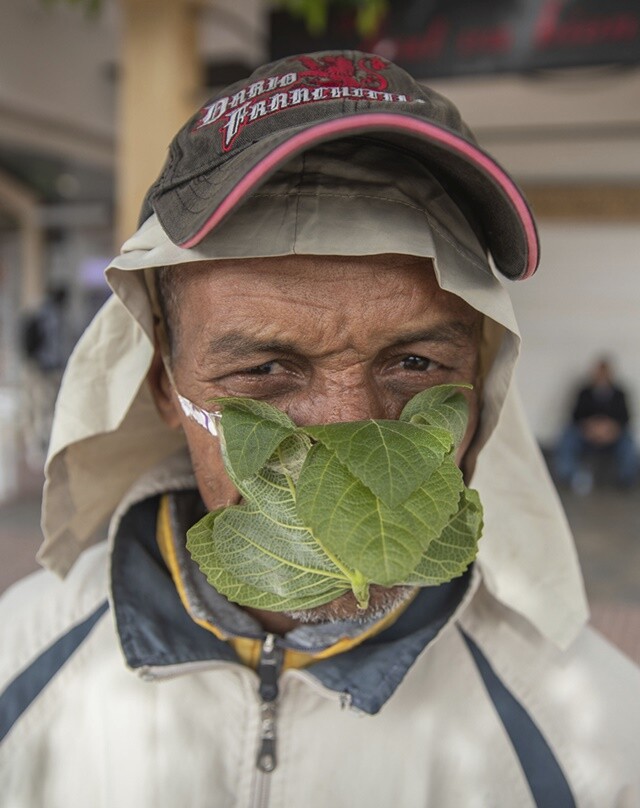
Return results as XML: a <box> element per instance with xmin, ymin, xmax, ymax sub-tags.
<box><xmin>206</xmin><ymin>332</ymin><xmax>296</xmax><ymax>358</ymax></box>
<box><xmin>205</xmin><ymin>322</ymin><xmax>478</xmax><ymax>359</ymax></box>
<box><xmin>392</xmin><ymin>321</ymin><xmax>479</xmax><ymax>347</ymax></box>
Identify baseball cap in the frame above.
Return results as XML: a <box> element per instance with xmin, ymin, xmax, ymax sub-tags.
<box><xmin>140</xmin><ymin>50</ymin><xmax>539</xmax><ymax>281</ymax></box>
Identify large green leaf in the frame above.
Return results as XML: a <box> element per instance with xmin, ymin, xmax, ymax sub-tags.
<box><xmin>187</xmin><ymin>514</ymin><xmax>351</xmax><ymax>612</ymax></box>
<box><xmin>187</xmin><ymin>385</ymin><xmax>483</xmax><ymax>613</ymax></box>
<box><xmin>406</xmin><ymin>489</ymin><xmax>483</xmax><ymax>586</ymax></box>
<box><xmin>295</xmin><ymin>445</ymin><xmax>463</xmax><ymax>585</ymax></box>
<box><xmin>186</xmin><ymin>463</ymin><xmax>362</xmax><ymax>610</ymax></box>
<box><xmin>303</xmin><ymin>420</ymin><xmax>453</xmax><ymax>508</ymax></box>
<box><xmin>208</xmin><ymin>397</ymin><xmax>297</xmax><ymax>481</ymax></box>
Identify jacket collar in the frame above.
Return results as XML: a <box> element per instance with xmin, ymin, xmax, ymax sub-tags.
<box><xmin>110</xmin><ymin>491</ymin><xmax>476</xmax><ymax>714</ymax></box>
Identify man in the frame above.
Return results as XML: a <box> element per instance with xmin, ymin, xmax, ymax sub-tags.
<box><xmin>1</xmin><ymin>51</ymin><xmax>639</xmax><ymax>807</ymax></box>
<box><xmin>555</xmin><ymin>357</ymin><xmax>638</xmax><ymax>491</ymax></box>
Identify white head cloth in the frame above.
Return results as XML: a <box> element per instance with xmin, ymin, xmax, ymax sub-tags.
<box><xmin>41</xmin><ymin>142</ymin><xmax>588</xmax><ymax>648</ymax></box>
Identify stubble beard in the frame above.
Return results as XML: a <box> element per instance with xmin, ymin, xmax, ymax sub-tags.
<box><xmin>282</xmin><ymin>584</ymin><xmax>416</xmax><ymax>625</ymax></box>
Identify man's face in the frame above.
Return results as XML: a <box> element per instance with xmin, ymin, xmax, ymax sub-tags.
<box><xmin>151</xmin><ymin>253</ymin><xmax>483</xmax><ymax>624</ymax></box>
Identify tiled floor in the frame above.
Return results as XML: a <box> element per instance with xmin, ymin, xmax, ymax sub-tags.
<box><xmin>1</xmin><ymin>477</ymin><xmax>639</xmax><ymax>664</ymax></box>
<box><xmin>560</xmin><ymin>486</ymin><xmax>640</xmax><ymax>605</ymax></box>
<box><xmin>558</xmin><ymin>485</ymin><xmax>640</xmax><ymax>665</ymax></box>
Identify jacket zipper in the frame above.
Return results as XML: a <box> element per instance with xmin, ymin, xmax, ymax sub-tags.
<box><xmin>256</xmin><ymin>633</ymin><xmax>281</xmax><ymax>773</ymax></box>
<box><xmin>250</xmin><ymin>633</ymin><xmax>282</xmax><ymax>808</ymax></box>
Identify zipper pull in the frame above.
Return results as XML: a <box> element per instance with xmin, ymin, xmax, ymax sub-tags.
<box><xmin>257</xmin><ymin>701</ymin><xmax>277</xmax><ymax>773</ymax></box>
<box><xmin>257</xmin><ymin>633</ymin><xmax>279</xmax><ymax>702</ymax></box>
<box><xmin>256</xmin><ymin>633</ymin><xmax>282</xmax><ymax>773</ymax></box>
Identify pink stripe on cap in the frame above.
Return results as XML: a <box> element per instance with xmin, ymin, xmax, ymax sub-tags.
<box><xmin>179</xmin><ymin>113</ymin><xmax>539</xmax><ymax>280</ymax></box>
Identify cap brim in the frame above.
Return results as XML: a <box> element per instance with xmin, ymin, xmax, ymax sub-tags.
<box><xmin>151</xmin><ymin>112</ymin><xmax>539</xmax><ymax>281</ymax></box>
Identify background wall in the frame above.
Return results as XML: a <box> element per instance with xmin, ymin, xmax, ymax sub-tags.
<box><xmin>0</xmin><ymin>0</ymin><xmax>116</xmax><ymax>167</ymax></box>
<box><xmin>426</xmin><ymin>69</ymin><xmax>640</xmax><ymax>447</ymax></box>
<box><xmin>509</xmin><ymin>222</ymin><xmax>640</xmax><ymax>446</ymax></box>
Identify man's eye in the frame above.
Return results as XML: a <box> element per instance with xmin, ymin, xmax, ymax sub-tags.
<box><xmin>401</xmin><ymin>355</ymin><xmax>440</xmax><ymax>372</ymax></box>
<box><xmin>244</xmin><ymin>361</ymin><xmax>277</xmax><ymax>375</ymax></box>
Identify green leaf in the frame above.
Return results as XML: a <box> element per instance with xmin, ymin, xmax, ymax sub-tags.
<box><xmin>400</xmin><ymin>384</ymin><xmax>472</xmax><ymax>447</ymax></box>
<box><xmin>267</xmin><ymin>433</ymin><xmax>313</xmax><ymax>484</ymax></box>
<box><xmin>186</xmin><ymin>464</ymin><xmax>357</xmax><ymax>611</ymax></box>
<box><xmin>209</xmin><ymin>397</ymin><xmax>297</xmax><ymax>481</ymax></box>
<box><xmin>273</xmin><ymin>0</ymin><xmax>388</xmax><ymax>36</ymax></box>
<box><xmin>40</xmin><ymin>0</ymin><xmax>103</xmax><ymax>16</ymax></box>
<box><xmin>406</xmin><ymin>489</ymin><xmax>483</xmax><ymax>585</ymax></box>
<box><xmin>187</xmin><ymin>385</ymin><xmax>483</xmax><ymax>613</ymax></box>
<box><xmin>187</xmin><ymin>519</ymin><xmax>350</xmax><ymax>613</ymax></box>
<box><xmin>355</xmin><ymin>0</ymin><xmax>387</xmax><ymax>36</ymax></box>
<box><xmin>296</xmin><ymin>445</ymin><xmax>464</xmax><ymax>585</ymax></box>
<box><xmin>303</xmin><ymin>420</ymin><xmax>453</xmax><ymax>508</ymax></box>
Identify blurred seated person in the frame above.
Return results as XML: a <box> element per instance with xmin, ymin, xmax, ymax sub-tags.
<box><xmin>555</xmin><ymin>357</ymin><xmax>638</xmax><ymax>490</ymax></box>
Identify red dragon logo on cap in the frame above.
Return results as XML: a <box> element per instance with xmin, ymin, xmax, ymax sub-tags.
<box><xmin>296</xmin><ymin>54</ymin><xmax>389</xmax><ymax>91</ymax></box>
<box><xmin>196</xmin><ymin>53</ymin><xmax>402</xmax><ymax>152</ymax></box>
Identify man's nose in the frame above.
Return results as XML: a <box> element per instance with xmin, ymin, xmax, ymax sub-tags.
<box><xmin>289</xmin><ymin>377</ymin><xmax>391</xmax><ymax>426</ymax></box>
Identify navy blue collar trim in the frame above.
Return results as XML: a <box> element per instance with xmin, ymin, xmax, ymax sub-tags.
<box><xmin>112</xmin><ymin>495</ymin><xmax>238</xmax><ymax>669</ymax></box>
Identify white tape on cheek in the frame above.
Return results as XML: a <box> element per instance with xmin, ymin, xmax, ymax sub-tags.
<box><xmin>176</xmin><ymin>392</ymin><xmax>221</xmax><ymax>438</ymax></box>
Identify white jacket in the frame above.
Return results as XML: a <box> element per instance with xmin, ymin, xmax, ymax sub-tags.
<box><xmin>4</xmin><ymin>175</ymin><xmax>640</xmax><ymax>807</ymax></box>
<box><xmin>2</xmin><ymin>462</ymin><xmax>639</xmax><ymax>808</ymax></box>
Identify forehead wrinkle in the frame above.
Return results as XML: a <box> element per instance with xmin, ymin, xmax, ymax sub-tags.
<box><xmin>179</xmin><ymin>255</ymin><xmax>481</xmax><ymax>365</ymax></box>
<box><xmin>206</xmin><ymin>332</ymin><xmax>298</xmax><ymax>358</ymax></box>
